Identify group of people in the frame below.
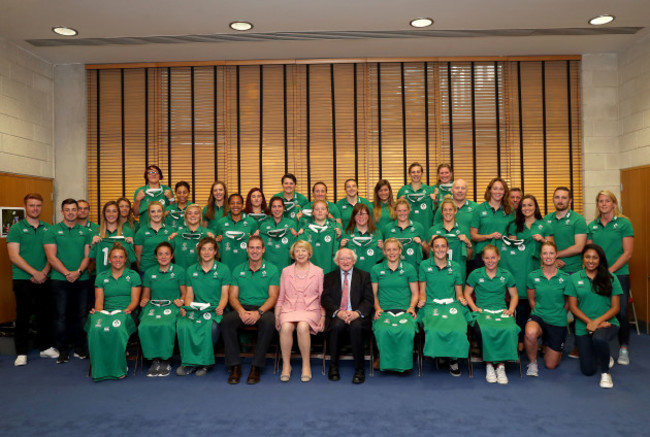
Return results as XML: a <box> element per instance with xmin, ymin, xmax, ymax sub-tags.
<box><xmin>7</xmin><ymin>162</ymin><xmax>634</xmax><ymax>389</ymax></box>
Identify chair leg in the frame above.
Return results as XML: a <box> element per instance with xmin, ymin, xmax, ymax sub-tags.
<box><xmin>629</xmin><ymin>289</ymin><xmax>641</xmax><ymax>335</ymax></box>
<box><xmin>321</xmin><ymin>336</ymin><xmax>327</xmax><ymax>376</ymax></box>
<box><xmin>369</xmin><ymin>332</ymin><xmax>375</xmax><ymax>377</ymax></box>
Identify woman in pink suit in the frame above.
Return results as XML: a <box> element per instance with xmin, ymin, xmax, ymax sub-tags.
<box><xmin>275</xmin><ymin>240</ymin><xmax>325</xmax><ymax>383</ymax></box>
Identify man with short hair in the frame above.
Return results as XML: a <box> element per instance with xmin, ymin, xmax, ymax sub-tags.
<box><xmin>7</xmin><ymin>193</ymin><xmax>58</xmax><ymax>366</ymax></box>
<box><xmin>221</xmin><ymin>236</ymin><xmax>279</xmax><ymax>384</ymax></box>
<box><xmin>433</xmin><ymin>179</ymin><xmax>478</xmax><ymax>229</ymax></box>
<box><xmin>509</xmin><ymin>188</ymin><xmax>523</xmax><ymax>210</ymax></box>
<box><xmin>544</xmin><ymin>187</ymin><xmax>588</xmax><ymax>273</ymax></box>
<box><xmin>321</xmin><ymin>248</ymin><xmax>374</xmax><ymax>384</ymax></box>
<box><xmin>44</xmin><ymin>199</ymin><xmax>92</xmax><ymax>363</ymax></box>
<box><xmin>76</xmin><ymin>200</ymin><xmax>99</xmax><ymax>234</ymax></box>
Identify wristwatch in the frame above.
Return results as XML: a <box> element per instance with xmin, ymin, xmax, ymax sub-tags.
<box><xmin>257</xmin><ymin>309</ymin><xmax>264</xmax><ymax>316</ymax></box>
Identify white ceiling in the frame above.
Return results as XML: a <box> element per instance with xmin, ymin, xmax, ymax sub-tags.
<box><xmin>2</xmin><ymin>0</ymin><xmax>650</xmax><ymax>65</ymax></box>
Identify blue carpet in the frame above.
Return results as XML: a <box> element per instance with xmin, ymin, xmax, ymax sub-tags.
<box><xmin>1</xmin><ymin>334</ymin><xmax>648</xmax><ymax>436</ymax></box>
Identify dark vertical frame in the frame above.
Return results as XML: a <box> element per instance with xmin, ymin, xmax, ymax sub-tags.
<box><xmin>96</xmin><ymin>70</ymin><xmax>101</xmax><ymax>211</ymax></box>
<box><xmin>120</xmin><ymin>69</ymin><xmax>126</xmax><ymax>197</ymax></box>
<box><xmin>259</xmin><ymin>65</ymin><xmax>264</xmax><ymax>191</ymax></box>
<box><xmin>541</xmin><ymin>61</ymin><xmax>548</xmax><ymax>214</ymax></box>
<box><xmin>330</xmin><ymin>64</ymin><xmax>338</xmax><ymax>201</ymax></box>
<box><xmin>494</xmin><ymin>62</ymin><xmax>502</xmax><ymax>176</ymax></box>
<box><xmin>424</xmin><ymin>62</ymin><xmax>430</xmax><ymax>185</ymax></box>
<box><xmin>377</xmin><ymin>63</ymin><xmax>383</xmax><ymax>179</ymax></box>
<box><xmin>144</xmin><ymin>68</ymin><xmax>149</xmax><ymax>166</ymax></box>
<box><xmin>191</xmin><ymin>67</ymin><xmax>196</xmax><ymax>203</ymax></box>
<box><xmin>517</xmin><ymin>62</ymin><xmax>525</xmax><ymax>193</ymax></box>
<box><xmin>566</xmin><ymin>61</ymin><xmax>574</xmax><ymax>196</ymax></box>
<box><xmin>470</xmin><ymin>62</ymin><xmax>477</xmax><ymax>199</ymax></box>
<box><xmin>306</xmin><ymin>65</ymin><xmax>312</xmax><ymax>199</ymax></box>
<box><xmin>353</xmin><ymin>63</ymin><xmax>359</xmax><ymax>182</ymax></box>
<box><xmin>447</xmin><ymin>63</ymin><xmax>455</xmax><ymax>174</ymax></box>
<box><xmin>213</xmin><ymin>66</ymin><xmax>218</xmax><ymax>181</ymax></box>
<box><xmin>283</xmin><ymin>64</ymin><xmax>288</xmax><ymax>174</ymax></box>
<box><xmin>236</xmin><ymin>66</ymin><xmax>241</xmax><ymax>192</ymax></box>
<box><xmin>167</xmin><ymin>67</ymin><xmax>172</xmax><ymax>183</ymax></box>
<box><xmin>400</xmin><ymin>62</ymin><xmax>407</xmax><ymax>185</ymax></box>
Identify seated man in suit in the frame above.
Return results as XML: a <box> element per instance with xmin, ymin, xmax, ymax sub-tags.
<box><xmin>221</xmin><ymin>236</ymin><xmax>279</xmax><ymax>384</ymax></box>
<box><xmin>321</xmin><ymin>248</ymin><xmax>374</xmax><ymax>384</ymax></box>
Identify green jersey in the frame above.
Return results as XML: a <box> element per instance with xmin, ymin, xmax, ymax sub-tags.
<box><xmin>471</xmin><ymin>202</ymin><xmax>515</xmax><ymax>255</ymax></box>
<box><xmin>80</xmin><ymin>221</ymin><xmax>99</xmax><ymax>234</ymax></box>
<box><xmin>164</xmin><ymin>203</ymin><xmax>188</xmax><ymax>231</ymax></box>
<box><xmin>466</xmin><ymin>267</ymin><xmax>516</xmax><ymax>311</ymax></box>
<box><xmin>185</xmin><ymin>261</ymin><xmax>232</xmax><ymax>305</ymax></box>
<box><xmin>139</xmin><ymin>300</ymin><xmax>179</xmax><ymax>360</ymax></box>
<box><xmin>134</xmin><ymin>184</ymin><xmax>173</xmax><ymax>225</ymax></box>
<box><xmin>202</xmin><ymin>204</ymin><xmax>226</xmax><ymax>232</ymax></box>
<box><xmin>345</xmin><ymin>227</ymin><xmax>384</xmax><ymax>273</ymax></box>
<box><xmin>587</xmin><ymin>216</ymin><xmax>634</xmax><ymax>275</ymax></box>
<box><xmin>373</xmin><ymin>202</ymin><xmax>393</xmax><ymax>233</ymax></box>
<box><xmin>418</xmin><ymin>258</ymin><xmax>464</xmax><ymax>302</ymax></box>
<box><xmin>247</xmin><ymin>212</ymin><xmax>269</xmax><ymax>225</ymax></box>
<box><xmin>299</xmin><ymin>200</ymin><xmax>341</xmax><ymax>228</ymax></box>
<box><xmin>543</xmin><ymin>210</ymin><xmax>588</xmax><ymax>274</ymax></box>
<box><xmin>336</xmin><ymin>196</ymin><xmax>371</xmax><ymax>228</ymax></box>
<box><xmin>426</xmin><ymin>221</ymin><xmax>470</xmax><ymax>279</ymax></box>
<box><xmin>273</xmin><ymin>191</ymin><xmax>308</xmax><ymax>222</ymax></box>
<box><xmin>383</xmin><ymin>220</ymin><xmax>425</xmax><ymax>270</ymax></box>
<box><xmin>171</xmin><ymin>226</ymin><xmax>211</xmax><ymax>268</ymax></box>
<box><xmin>134</xmin><ymin>225</ymin><xmax>173</xmax><ymax>273</ymax></box>
<box><xmin>259</xmin><ymin>217</ymin><xmax>297</xmax><ymax>270</ymax></box>
<box><xmin>143</xmin><ymin>264</ymin><xmax>186</xmax><ymax>301</ymax></box>
<box><xmin>298</xmin><ymin>219</ymin><xmax>341</xmax><ymax>274</ymax></box>
<box><xmin>527</xmin><ymin>269</ymin><xmax>570</xmax><ymax>327</ymax></box>
<box><xmin>564</xmin><ymin>270</ymin><xmax>622</xmax><ymax>335</ymax></box>
<box><xmin>371</xmin><ymin>261</ymin><xmax>417</xmax><ymax>310</ymax></box>
<box><xmin>433</xmin><ymin>182</ymin><xmax>454</xmax><ymax>206</ymax></box>
<box><xmin>7</xmin><ymin>219</ymin><xmax>51</xmax><ymax>280</ymax></box>
<box><xmin>94</xmin><ymin>268</ymin><xmax>141</xmax><ymax>311</ymax></box>
<box><xmin>433</xmin><ymin>199</ymin><xmax>478</xmax><ymax>230</ymax></box>
<box><xmin>86</xmin><ymin>310</ymin><xmax>136</xmax><ymax>381</ymax></box>
<box><xmin>89</xmin><ymin>228</ymin><xmax>137</xmax><ymax>275</ymax></box>
<box><xmin>398</xmin><ymin>183</ymin><xmax>434</xmax><ymax>229</ymax></box>
<box><xmin>231</xmin><ymin>262</ymin><xmax>280</xmax><ymax>306</ymax></box>
<box><xmin>43</xmin><ymin>221</ymin><xmax>92</xmax><ymax>281</ymax></box>
<box><xmin>214</xmin><ymin>213</ymin><xmax>259</xmax><ymax>270</ymax></box>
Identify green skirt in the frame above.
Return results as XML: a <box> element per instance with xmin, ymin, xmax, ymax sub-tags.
<box><xmin>85</xmin><ymin>311</ymin><xmax>136</xmax><ymax>382</ymax></box>
<box><xmin>176</xmin><ymin>306</ymin><xmax>221</xmax><ymax>367</ymax></box>
<box><xmin>418</xmin><ymin>301</ymin><xmax>470</xmax><ymax>359</ymax></box>
<box><xmin>373</xmin><ymin>311</ymin><xmax>417</xmax><ymax>372</ymax></box>
<box><xmin>138</xmin><ymin>301</ymin><xmax>179</xmax><ymax>360</ymax></box>
<box><xmin>473</xmin><ymin>310</ymin><xmax>520</xmax><ymax>362</ymax></box>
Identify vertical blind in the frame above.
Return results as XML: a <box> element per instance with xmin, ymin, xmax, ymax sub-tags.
<box><xmin>87</xmin><ymin>58</ymin><xmax>582</xmax><ymax>222</ymax></box>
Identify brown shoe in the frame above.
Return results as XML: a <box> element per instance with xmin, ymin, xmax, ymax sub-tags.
<box><xmin>246</xmin><ymin>365</ymin><xmax>260</xmax><ymax>385</ymax></box>
<box><xmin>227</xmin><ymin>365</ymin><xmax>242</xmax><ymax>384</ymax></box>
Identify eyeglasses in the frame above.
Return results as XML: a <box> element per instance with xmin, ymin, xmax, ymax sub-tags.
<box><xmin>147</xmin><ymin>170</ymin><xmax>159</xmax><ymax>175</ymax></box>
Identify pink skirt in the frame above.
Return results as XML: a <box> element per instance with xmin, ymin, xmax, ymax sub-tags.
<box><xmin>278</xmin><ymin>310</ymin><xmax>322</xmax><ymax>335</ymax></box>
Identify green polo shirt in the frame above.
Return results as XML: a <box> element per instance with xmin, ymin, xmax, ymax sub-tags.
<box><xmin>336</xmin><ymin>196</ymin><xmax>371</xmax><ymax>228</ymax></box>
<box><xmin>259</xmin><ymin>217</ymin><xmax>297</xmax><ymax>270</ymax></box>
<box><xmin>471</xmin><ymin>202</ymin><xmax>515</xmax><ymax>255</ymax></box>
<box><xmin>43</xmin><ymin>222</ymin><xmax>92</xmax><ymax>281</ymax></box>
<box><xmin>527</xmin><ymin>269</ymin><xmax>570</xmax><ymax>327</ymax></box>
<box><xmin>142</xmin><ymin>264</ymin><xmax>186</xmax><ymax>301</ymax></box>
<box><xmin>543</xmin><ymin>210</ymin><xmax>588</xmax><ymax>274</ymax></box>
<box><xmin>134</xmin><ymin>184</ymin><xmax>173</xmax><ymax>224</ymax></box>
<box><xmin>185</xmin><ymin>261</ymin><xmax>232</xmax><ymax>305</ymax></box>
<box><xmin>232</xmin><ymin>262</ymin><xmax>280</xmax><ymax>306</ymax></box>
<box><xmin>418</xmin><ymin>258</ymin><xmax>464</xmax><ymax>302</ymax></box>
<box><xmin>564</xmin><ymin>270</ymin><xmax>622</xmax><ymax>335</ymax></box>
<box><xmin>433</xmin><ymin>183</ymin><xmax>454</xmax><ymax>206</ymax></box>
<box><xmin>433</xmin><ymin>199</ymin><xmax>478</xmax><ymax>230</ymax></box>
<box><xmin>7</xmin><ymin>219</ymin><xmax>51</xmax><ymax>280</ymax></box>
<box><xmin>94</xmin><ymin>268</ymin><xmax>141</xmax><ymax>311</ymax></box>
<box><xmin>587</xmin><ymin>216</ymin><xmax>634</xmax><ymax>275</ymax></box>
<box><xmin>299</xmin><ymin>200</ymin><xmax>341</xmax><ymax>228</ymax></box>
<box><xmin>426</xmin><ymin>221</ymin><xmax>470</xmax><ymax>279</ymax></box>
<box><xmin>373</xmin><ymin>202</ymin><xmax>393</xmax><ymax>233</ymax></box>
<box><xmin>247</xmin><ymin>212</ymin><xmax>268</xmax><ymax>225</ymax></box>
<box><xmin>202</xmin><ymin>204</ymin><xmax>226</xmax><ymax>232</ymax></box>
<box><xmin>371</xmin><ymin>261</ymin><xmax>417</xmax><ymax>310</ymax></box>
<box><xmin>345</xmin><ymin>227</ymin><xmax>384</xmax><ymax>273</ymax></box>
<box><xmin>299</xmin><ymin>219</ymin><xmax>341</xmax><ymax>274</ymax></box>
<box><xmin>383</xmin><ymin>220</ymin><xmax>425</xmax><ymax>270</ymax></box>
<box><xmin>171</xmin><ymin>226</ymin><xmax>211</xmax><ymax>268</ymax></box>
<box><xmin>89</xmin><ymin>228</ymin><xmax>137</xmax><ymax>275</ymax></box>
<box><xmin>215</xmin><ymin>213</ymin><xmax>259</xmax><ymax>270</ymax></box>
<box><xmin>80</xmin><ymin>221</ymin><xmax>100</xmax><ymax>234</ymax></box>
<box><xmin>466</xmin><ymin>267</ymin><xmax>516</xmax><ymax>311</ymax></box>
<box><xmin>398</xmin><ymin>183</ymin><xmax>434</xmax><ymax>229</ymax></box>
<box><xmin>273</xmin><ymin>191</ymin><xmax>308</xmax><ymax>222</ymax></box>
<box><xmin>134</xmin><ymin>225</ymin><xmax>173</xmax><ymax>273</ymax></box>
<box><xmin>165</xmin><ymin>204</ymin><xmax>188</xmax><ymax>231</ymax></box>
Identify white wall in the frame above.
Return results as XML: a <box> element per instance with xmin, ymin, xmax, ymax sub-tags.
<box><xmin>0</xmin><ymin>36</ymin><xmax>54</xmax><ymax>178</ymax></box>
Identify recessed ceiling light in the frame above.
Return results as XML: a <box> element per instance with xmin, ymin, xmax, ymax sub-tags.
<box><xmin>589</xmin><ymin>15</ymin><xmax>615</xmax><ymax>26</ymax></box>
<box><xmin>410</xmin><ymin>17</ymin><xmax>434</xmax><ymax>28</ymax></box>
<box><xmin>52</xmin><ymin>26</ymin><xmax>78</xmax><ymax>36</ymax></box>
<box><xmin>230</xmin><ymin>21</ymin><xmax>254</xmax><ymax>31</ymax></box>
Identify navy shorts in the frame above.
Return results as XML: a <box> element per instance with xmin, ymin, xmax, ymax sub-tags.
<box><xmin>527</xmin><ymin>315</ymin><xmax>566</xmax><ymax>352</ymax></box>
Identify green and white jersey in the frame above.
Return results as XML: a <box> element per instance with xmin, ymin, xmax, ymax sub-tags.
<box><xmin>433</xmin><ymin>182</ymin><xmax>454</xmax><ymax>207</ymax></box>
<box><xmin>214</xmin><ymin>213</ymin><xmax>259</xmax><ymax>270</ymax></box>
<box><xmin>426</xmin><ymin>221</ymin><xmax>470</xmax><ymax>279</ymax></box>
<box><xmin>134</xmin><ymin>225</ymin><xmax>173</xmax><ymax>273</ymax></box>
<box><xmin>273</xmin><ymin>191</ymin><xmax>308</xmax><ymax>221</ymax></box>
<box><xmin>543</xmin><ymin>210</ymin><xmax>588</xmax><ymax>274</ymax></box>
<box><xmin>433</xmin><ymin>199</ymin><xmax>478</xmax><ymax>230</ymax></box>
<box><xmin>470</xmin><ymin>201</ymin><xmax>515</xmax><ymax>256</ymax></box>
<box><xmin>202</xmin><ymin>204</ymin><xmax>226</xmax><ymax>233</ymax></box>
<box><xmin>587</xmin><ymin>216</ymin><xmax>634</xmax><ymax>275</ymax></box>
<box><xmin>142</xmin><ymin>263</ymin><xmax>186</xmax><ymax>301</ymax></box>
<box><xmin>371</xmin><ymin>261</ymin><xmax>417</xmax><ymax>310</ymax></box>
<box><xmin>298</xmin><ymin>219</ymin><xmax>341</xmax><ymax>274</ymax></box>
<box><xmin>89</xmin><ymin>228</ymin><xmax>137</xmax><ymax>275</ymax></box>
<box><xmin>164</xmin><ymin>203</ymin><xmax>189</xmax><ymax>231</ymax></box>
<box><xmin>231</xmin><ymin>262</ymin><xmax>280</xmax><ymax>307</ymax></box>
<box><xmin>185</xmin><ymin>261</ymin><xmax>232</xmax><ymax>305</ymax></box>
<box><xmin>134</xmin><ymin>184</ymin><xmax>173</xmax><ymax>225</ymax></box>
<box><xmin>259</xmin><ymin>216</ymin><xmax>297</xmax><ymax>270</ymax></box>
<box><xmin>336</xmin><ymin>196</ymin><xmax>371</xmax><ymax>228</ymax></box>
<box><xmin>171</xmin><ymin>225</ymin><xmax>211</xmax><ymax>268</ymax></box>
<box><xmin>564</xmin><ymin>270</ymin><xmax>622</xmax><ymax>335</ymax></box>
<box><xmin>418</xmin><ymin>259</ymin><xmax>464</xmax><ymax>302</ymax></box>
<box><xmin>466</xmin><ymin>267</ymin><xmax>516</xmax><ymax>311</ymax></box>
<box><xmin>383</xmin><ymin>220</ymin><xmax>425</xmax><ymax>271</ymax></box>
<box><xmin>86</xmin><ymin>310</ymin><xmax>136</xmax><ymax>381</ymax></box>
<box><xmin>94</xmin><ymin>268</ymin><xmax>141</xmax><ymax>311</ymax></box>
<box><xmin>397</xmin><ymin>183</ymin><xmax>434</xmax><ymax>229</ymax></box>
<box><xmin>345</xmin><ymin>227</ymin><xmax>383</xmax><ymax>273</ymax></box>
<box><xmin>247</xmin><ymin>212</ymin><xmax>269</xmax><ymax>225</ymax></box>
<box><xmin>299</xmin><ymin>200</ymin><xmax>341</xmax><ymax>228</ymax></box>
<box><xmin>7</xmin><ymin>219</ymin><xmax>51</xmax><ymax>280</ymax></box>
<box><xmin>43</xmin><ymin>222</ymin><xmax>92</xmax><ymax>281</ymax></box>
<box><xmin>527</xmin><ymin>269</ymin><xmax>570</xmax><ymax>327</ymax></box>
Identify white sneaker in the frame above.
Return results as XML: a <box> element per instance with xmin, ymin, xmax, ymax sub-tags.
<box><xmin>609</xmin><ymin>356</ymin><xmax>615</xmax><ymax>369</ymax></box>
<box><xmin>14</xmin><ymin>355</ymin><xmax>27</xmax><ymax>366</ymax></box>
<box><xmin>496</xmin><ymin>364</ymin><xmax>508</xmax><ymax>384</ymax></box>
<box><xmin>599</xmin><ymin>373</ymin><xmax>614</xmax><ymax>389</ymax></box>
<box><xmin>617</xmin><ymin>348</ymin><xmax>629</xmax><ymax>366</ymax></box>
<box><xmin>485</xmin><ymin>363</ymin><xmax>497</xmax><ymax>383</ymax></box>
<box><xmin>526</xmin><ymin>361</ymin><xmax>539</xmax><ymax>377</ymax></box>
<box><xmin>39</xmin><ymin>347</ymin><xmax>59</xmax><ymax>359</ymax></box>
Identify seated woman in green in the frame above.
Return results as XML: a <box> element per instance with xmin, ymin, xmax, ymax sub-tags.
<box><xmin>86</xmin><ymin>243</ymin><xmax>141</xmax><ymax>381</ymax></box>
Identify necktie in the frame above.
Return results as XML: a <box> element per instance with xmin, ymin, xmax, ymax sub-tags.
<box><xmin>340</xmin><ymin>271</ymin><xmax>349</xmax><ymax>311</ymax></box>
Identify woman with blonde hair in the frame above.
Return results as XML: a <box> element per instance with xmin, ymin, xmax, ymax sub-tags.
<box><xmin>383</xmin><ymin>198</ymin><xmax>428</xmax><ymax>271</ymax></box>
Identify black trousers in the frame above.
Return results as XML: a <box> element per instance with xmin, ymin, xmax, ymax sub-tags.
<box><xmin>328</xmin><ymin>316</ymin><xmax>369</xmax><ymax>370</ymax></box>
<box><xmin>575</xmin><ymin>325</ymin><xmax>619</xmax><ymax>376</ymax></box>
<box><xmin>13</xmin><ymin>279</ymin><xmax>55</xmax><ymax>355</ymax></box>
<box><xmin>221</xmin><ymin>305</ymin><xmax>276</xmax><ymax>368</ymax></box>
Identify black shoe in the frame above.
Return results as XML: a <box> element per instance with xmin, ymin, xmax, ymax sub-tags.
<box><xmin>328</xmin><ymin>365</ymin><xmax>340</xmax><ymax>381</ymax></box>
<box><xmin>74</xmin><ymin>348</ymin><xmax>88</xmax><ymax>360</ymax></box>
<box><xmin>449</xmin><ymin>360</ymin><xmax>461</xmax><ymax>377</ymax></box>
<box><xmin>352</xmin><ymin>369</ymin><xmax>365</xmax><ymax>384</ymax></box>
<box><xmin>56</xmin><ymin>350</ymin><xmax>70</xmax><ymax>364</ymax></box>
<box><xmin>246</xmin><ymin>365</ymin><xmax>260</xmax><ymax>384</ymax></box>
<box><xmin>227</xmin><ymin>365</ymin><xmax>242</xmax><ymax>384</ymax></box>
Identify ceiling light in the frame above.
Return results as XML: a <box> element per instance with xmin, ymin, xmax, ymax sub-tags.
<box><xmin>589</xmin><ymin>15</ymin><xmax>615</xmax><ymax>26</ymax></box>
<box><xmin>409</xmin><ymin>18</ymin><xmax>433</xmax><ymax>28</ymax></box>
<box><xmin>52</xmin><ymin>26</ymin><xmax>78</xmax><ymax>36</ymax></box>
<box><xmin>230</xmin><ymin>21</ymin><xmax>253</xmax><ymax>31</ymax></box>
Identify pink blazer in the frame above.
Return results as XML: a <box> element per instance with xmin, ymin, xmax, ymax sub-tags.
<box><xmin>276</xmin><ymin>263</ymin><xmax>324</xmax><ymax>314</ymax></box>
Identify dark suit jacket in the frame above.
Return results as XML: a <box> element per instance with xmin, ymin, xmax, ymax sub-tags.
<box><xmin>321</xmin><ymin>267</ymin><xmax>374</xmax><ymax>321</ymax></box>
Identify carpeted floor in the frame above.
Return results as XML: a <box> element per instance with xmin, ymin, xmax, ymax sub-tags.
<box><xmin>1</xmin><ymin>333</ymin><xmax>648</xmax><ymax>436</ymax></box>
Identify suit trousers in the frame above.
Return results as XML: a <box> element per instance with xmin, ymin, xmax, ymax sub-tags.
<box><xmin>221</xmin><ymin>305</ymin><xmax>276</xmax><ymax>368</ymax></box>
<box><xmin>328</xmin><ymin>316</ymin><xmax>368</xmax><ymax>370</ymax></box>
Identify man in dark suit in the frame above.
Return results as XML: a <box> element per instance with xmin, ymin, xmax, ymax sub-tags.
<box><xmin>321</xmin><ymin>248</ymin><xmax>374</xmax><ymax>384</ymax></box>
